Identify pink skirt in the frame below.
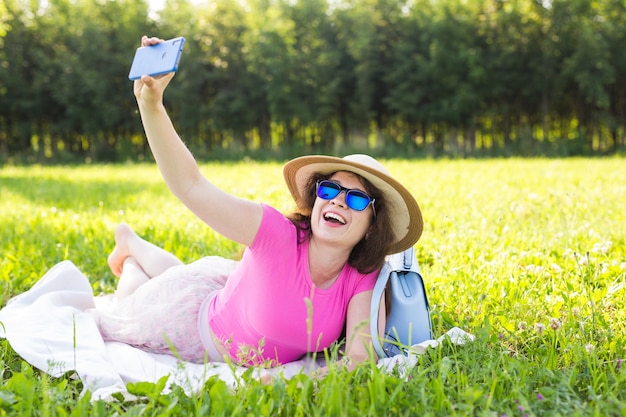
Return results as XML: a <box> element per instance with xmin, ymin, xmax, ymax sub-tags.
<box><xmin>91</xmin><ymin>256</ymin><xmax>237</xmax><ymax>363</ymax></box>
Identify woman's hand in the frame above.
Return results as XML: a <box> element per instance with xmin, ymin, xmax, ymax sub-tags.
<box><xmin>133</xmin><ymin>36</ymin><xmax>175</xmax><ymax>111</ymax></box>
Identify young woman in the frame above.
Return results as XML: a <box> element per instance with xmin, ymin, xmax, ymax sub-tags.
<box><xmin>92</xmin><ymin>36</ymin><xmax>423</xmax><ymax>370</ymax></box>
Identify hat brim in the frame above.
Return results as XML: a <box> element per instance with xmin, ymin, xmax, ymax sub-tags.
<box><xmin>283</xmin><ymin>155</ymin><xmax>423</xmax><ymax>254</ymax></box>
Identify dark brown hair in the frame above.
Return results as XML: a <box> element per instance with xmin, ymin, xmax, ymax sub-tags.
<box><xmin>286</xmin><ymin>171</ymin><xmax>395</xmax><ymax>274</ymax></box>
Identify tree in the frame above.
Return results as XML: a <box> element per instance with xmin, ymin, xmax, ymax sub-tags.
<box><xmin>346</xmin><ymin>0</ymin><xmax>406</xmax><ymax>146</ymax></box>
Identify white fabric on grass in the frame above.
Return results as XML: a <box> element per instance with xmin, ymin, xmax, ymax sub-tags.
<box><xmin>0</xmin><ymin>260</ymin><xmax>473</xmax><ymax>401</ymax></box>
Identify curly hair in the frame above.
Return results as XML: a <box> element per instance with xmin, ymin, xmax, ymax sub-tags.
<box><xmin>286</xmin><ymin>171</ymin><xmax>396</xmax><ymax>274</ymax></box>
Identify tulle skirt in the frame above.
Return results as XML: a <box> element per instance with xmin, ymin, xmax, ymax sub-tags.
<box><xmin>91</xmin><ymin>256</ymin><xmax>237</xmax><ymax>363</ymax></box>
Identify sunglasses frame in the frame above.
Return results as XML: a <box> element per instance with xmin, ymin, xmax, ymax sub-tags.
<box><xmin>316</xmin><ymin>179</ymin><xmax>377</xmax><ymax>217</ymax></box>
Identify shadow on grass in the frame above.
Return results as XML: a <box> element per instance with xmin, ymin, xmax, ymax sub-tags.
<box><xmin>0</xmin><ymin>175</ymin><xmax>165</xmax><ymax>210</ymax></box>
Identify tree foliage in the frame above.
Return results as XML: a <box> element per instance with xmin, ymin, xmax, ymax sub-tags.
<box><xmin>0</xmin><ymin>0</ymin><xmax>624</xmax><ymax>162</ymax></box>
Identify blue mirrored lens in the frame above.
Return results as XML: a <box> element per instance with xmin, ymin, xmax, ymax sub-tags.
<box><xmin>345</xmin><ymin>192</ymin><xmax>370</xmax><ymax>211</ymax></box>
<box><xmin>317</xmin><ymin>182</ymin><xmax>342</xmax><ymax>200</ymax></box>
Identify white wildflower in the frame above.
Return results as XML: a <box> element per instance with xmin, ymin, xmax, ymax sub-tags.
<box><xmin>591</xmin><ymin>241</ymin><xmax>612</xmax><ymax>254</ymax></box>
<box><xmin>600</xmin><ymin>263</ymin><xmax>609</xmax><ymax>275</ymax></box>
<box><xmin>526</xmin><ymin>264</ymin><xmax>546</xmax><ymax>275</ymax></box>
<box><xmin>535</xmin><ymin>323</ymin><xmax>546</xmax><ymax>335</ymax></box>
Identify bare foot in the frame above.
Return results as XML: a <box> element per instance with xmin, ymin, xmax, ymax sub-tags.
<box><xmin>107</xmin><ymin>223</ymin><xmax>137</xmax><ymax>277</ymax></box>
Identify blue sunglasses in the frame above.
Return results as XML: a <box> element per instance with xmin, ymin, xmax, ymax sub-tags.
<box><xmin>316</xmin><ymin>180</ymin><xmax>376</xmax><ymax>217</ymax></box>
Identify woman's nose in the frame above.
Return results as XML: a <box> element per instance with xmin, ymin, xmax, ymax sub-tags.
<box><xmin>330</xmin><ymin>190</ymin><xmax>347</xmax><ymax>207</ymax></box>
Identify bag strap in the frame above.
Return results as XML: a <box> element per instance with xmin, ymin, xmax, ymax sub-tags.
<box><xmin>369</xmin><ymin>261</ymin><xmax>391</xmax><ymax>359</ymax></box>
<box><xmin>403</xmin><ymin>247</ymin><xmax>413</xmax><ymax>269</ymax></box>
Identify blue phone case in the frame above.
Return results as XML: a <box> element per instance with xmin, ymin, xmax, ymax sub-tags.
<box><xmin>128</xmin><ymin>37</ymin><xmax>186</xmax><ymax>80</ymax></box>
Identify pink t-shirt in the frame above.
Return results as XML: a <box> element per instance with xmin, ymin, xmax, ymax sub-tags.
<box><xmin>206</xmin><ymin>204</ymin><xmax>378</xmax><ymax>365</ymax></box>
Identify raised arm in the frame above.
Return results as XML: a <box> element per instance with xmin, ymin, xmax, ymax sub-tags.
<box><xmin>133</xmin><ymin>36</ymin><xmax>263</xmax><ymax>247</ymax></box>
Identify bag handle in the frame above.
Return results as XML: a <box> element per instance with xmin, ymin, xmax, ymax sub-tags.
<box><xmin>369</xmin><ymin>261</ymin><xmax>391</xmax><ymax>359</ymax></box>
<box><xmin>403</xmin><ymin>247</ymin><xmax>413</xmax><ymax>269</ymax></box>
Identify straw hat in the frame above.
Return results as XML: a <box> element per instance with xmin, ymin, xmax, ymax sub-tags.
<box><xmin>283</xmin><ymin>154</ymin><xmax>423</xmax><ymax>254</ymax></box>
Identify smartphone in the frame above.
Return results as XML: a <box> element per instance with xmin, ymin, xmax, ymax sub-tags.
<box><xmin>128</xmin><ymin>37</ymin><xmax>186</xmax><ymax>80</ymax></box>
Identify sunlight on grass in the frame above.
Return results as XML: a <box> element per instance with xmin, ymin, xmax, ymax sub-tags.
<box><xmin>0</xmin><ymin>158</ymin><xmax>624</xmax><ymax>415</ymax></box>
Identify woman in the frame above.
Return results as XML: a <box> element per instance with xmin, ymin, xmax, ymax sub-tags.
<box><xmin>92</xmin><ymin>36</ymin><xmax>423</xmax><ymax>370</ymax></box>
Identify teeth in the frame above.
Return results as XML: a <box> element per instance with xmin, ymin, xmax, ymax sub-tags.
<box><xmin>324</xmin><ymin>212</ymin><xmax>346</xmax><ymax>224</ymax></box>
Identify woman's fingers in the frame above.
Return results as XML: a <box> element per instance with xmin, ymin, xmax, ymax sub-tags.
<box><xmin>141</xmin><ymin>35</ymin><xmax>164</xmax><ymax>47</ymax></box>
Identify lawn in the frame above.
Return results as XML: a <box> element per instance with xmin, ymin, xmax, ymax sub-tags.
<box><xmin>0</xmin><ymin>158</ymin><xmax>624</xmax><ymax>416</ymax></box>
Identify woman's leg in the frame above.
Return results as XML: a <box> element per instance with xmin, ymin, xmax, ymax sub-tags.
<box><xmin>108</xmin><ymin>223</ymin><xmax>183</xmax><ymax>278</ymax></box>
<box><xmin>116</xmin><ymin>256</ymin><xmax>150</xmax><ymax>299</ymax></box>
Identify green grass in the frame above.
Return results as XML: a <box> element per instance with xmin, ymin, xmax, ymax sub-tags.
<box><xmin>0</xmin><ymin>158</ymin><xmax>625</xmax><ymax>416</ymax></box>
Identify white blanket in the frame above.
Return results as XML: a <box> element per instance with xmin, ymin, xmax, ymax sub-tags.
<box><xmin>0</xmin><ymin>260</ymin><xmax>472</xmax><ymax>401</ymax></box>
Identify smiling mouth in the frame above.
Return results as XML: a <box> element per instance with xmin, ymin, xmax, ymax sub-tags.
<box><xmin>324</xmin><ymin>212</ymin><xmax>346</xmax><ymax>225</ymax></box>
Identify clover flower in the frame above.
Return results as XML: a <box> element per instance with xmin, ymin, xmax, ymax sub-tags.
<box><xmin>535</xmin><ymin>323</ymin><xmax>545</xmax><ymax>335</ymax></box>
<box><xmin>591</xmin><ymin>241</ymin><xmax>612</xmax><ymax>254</ymax></box>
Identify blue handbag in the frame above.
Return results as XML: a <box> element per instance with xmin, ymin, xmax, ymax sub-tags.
<box><xmin>369</xmin><ymin>247</ymin><xmax>433</xmax><ymax>358</ymax></box>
